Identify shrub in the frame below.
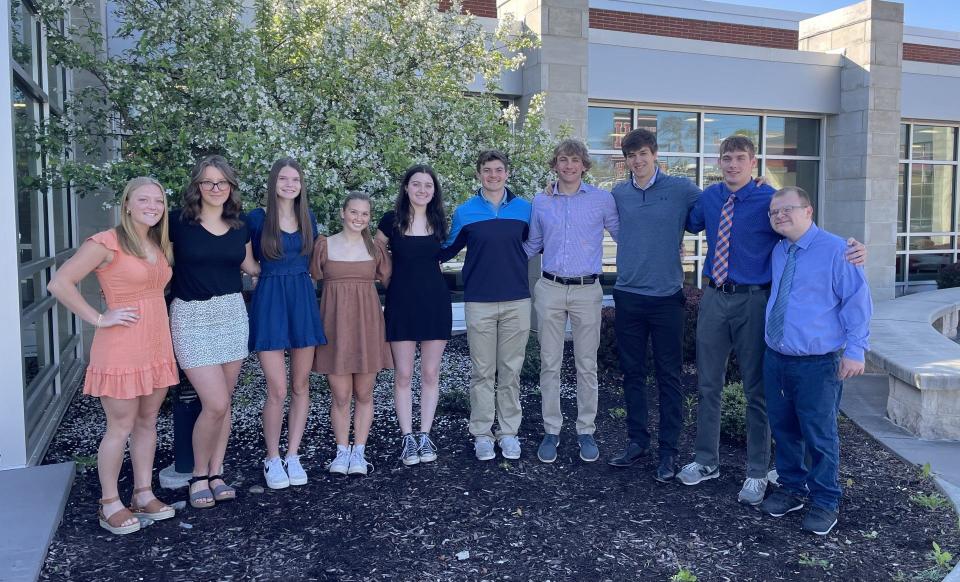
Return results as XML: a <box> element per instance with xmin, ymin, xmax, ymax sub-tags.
<box><xmin>597</xmin><ymin>285</ymin><xmax>741</xmax><ymax>384</ymax></box>
<box><xmin>719</xmin><ymin>382</ymin><xmax>747</xmax><ymax>441</ymax></box>
<box><xmin>437</xmin><ymin>388</ymin><xmax>470</xmax><ymax>417</ymax></box>
<box><xmin>520</xmin><ymin>335</ymin><xmax>541</xmax><ymax>385</ymax></box>
<box><xmin>937</xmin><ymin>262</ymin><xmax>960</xmax><ymax>289</ymax></box>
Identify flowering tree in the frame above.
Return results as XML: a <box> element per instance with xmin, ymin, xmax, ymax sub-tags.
<box><xmin>40</xmin><ymin>0</ymin><xmax>557</xmax><ymax>228</ymax></box>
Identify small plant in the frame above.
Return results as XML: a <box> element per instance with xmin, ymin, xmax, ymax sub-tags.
<box><xmin>670</xmin><ymin>567</ymin><xmax>697</xmax><ymax>582</ymax></box>
<box><xmin>798</xmin><ymin>553</ymin><xmax>831</xmax><ymax>571</ymax></box>
<box><xmin>609</xmin><ymin>407</ymin><xmax>627</xmax><ymax>420</ymax></box>
<box><xmin>519</xmin><ymin>335</ymin><xmax>541</xmax><ymax>385</ymax></box>
<box><xmin>719</xmin><ymin>382</ymin><xmax>747</xmax><ymax>441</ymax></box>
<box><xmin>910</xmin><ymin>492</ymin><xmax>950</xmax><ymax>511</ymax></box>
<box><xmin>437</xmin><ymin>388</ymin><xmax>470</xmax><ymax>417</ymax></box>
<box><xmin>684</xmin><ymin>394</ymin><xmax>698</xmax><ymax>426</ymax></box>
<box><xmin>71</xmin><ymin>454</ymin><xmax>97</xmax><ymax>470</ymax></box>
<box><xmin>861</xmin><ymin>529</ymin><xmax>879</xmax><ymax>539</ymax></box>
<box><xmin>930</xmin><ymin>541</ymin><xmax>954</xmax><ymax>571</ymax></box>
<box><xmin>499</xmin><ymin>460</ymin><xmax>512</xmax><ymax>471</ymax></box>
<box><xmin>919</xmin><ymin>462</ymin><xmax>933</xmax><ymax>480</ymax></box>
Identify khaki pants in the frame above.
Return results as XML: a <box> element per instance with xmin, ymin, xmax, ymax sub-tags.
<box><xmin>464</xmin><ymin>299</ymin><xmax>531</xmax><ymax>439</ymax></box>
<box><xmin>534</xmin><ymin>278</ymin><xmax>602</xmax><ymax>435</ymax></box>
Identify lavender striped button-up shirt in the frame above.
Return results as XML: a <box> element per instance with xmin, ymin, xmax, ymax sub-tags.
<box><xmin>523</xmin><ymin>181</ymin><xmax>620</xmax><ymax>277</ymax></box>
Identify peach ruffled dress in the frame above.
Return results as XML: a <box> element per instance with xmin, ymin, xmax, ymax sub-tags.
<box><xmin>83</xmin><ymin>229</ymin><xmax>179</xmax><ymax>399</ymax></box>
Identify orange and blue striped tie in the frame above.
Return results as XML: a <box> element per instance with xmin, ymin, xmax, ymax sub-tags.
<box><xmin>712</xmin><ymin>194</ymin><xmax>736</xmax><ymax>285</ymax></box>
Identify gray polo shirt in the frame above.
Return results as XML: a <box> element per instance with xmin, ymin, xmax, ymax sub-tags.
<box><xmin>611</xmin><ymin>172</ymin><xmax>701</xmax><ymax>297</ymax></box>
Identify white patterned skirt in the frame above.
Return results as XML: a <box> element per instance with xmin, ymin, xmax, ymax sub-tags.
<box><xmin>170</xmin><ymin>293</ymin><xmax>249</xmax><ymax>369</ymax></box>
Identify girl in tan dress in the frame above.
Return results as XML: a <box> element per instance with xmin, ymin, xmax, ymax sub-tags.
<box><xmin>47</xmin><ymin>177</ymin><xmax>178</xmax><ymax>535</ymax></box>
<box><xmin>311</xmin><ymin>192</ymin><xmax>392</xmax><ymax>476</ymax></box>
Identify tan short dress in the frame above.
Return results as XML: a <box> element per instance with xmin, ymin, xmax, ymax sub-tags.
<box><xmin>310</xmin><ymin>236</ymin><xmax>394</xmax><ymax>375</ymax></box>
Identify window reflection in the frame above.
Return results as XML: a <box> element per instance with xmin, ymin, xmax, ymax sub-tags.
<box><xmin>766</xmin><ymin>117</ymin><xmax>819</xmax><ymax>156</ymax></box>
<box><xmin>909</xmin><ymin>164</ymin><xmax>955</xmax><ymax>233</ymax></box>
<box><xmin>587</xmin><ymin>107</ymin><xmax>632</xmax><ymax>151</ymax></box>
<box><xmin>636</xmin><ymin>110</ymin><xmax>698</xmax><ymax>153</ymax></box>
<box><xmin>912</xmin><ymin>126</ymin><xmax>956</xmax><ymax>161</ymax></box>
<box><xmin>704</xmin><ymin>114</ymin><xmax>761</xmax><ymax>154</ymax></box>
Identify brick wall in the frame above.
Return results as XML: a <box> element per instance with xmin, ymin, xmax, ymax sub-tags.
<box><xmin>903</xmin><ymin>43</ymin><xmax>960</xmax><ymax>66</ymax></box>
<box><xmin>588</xmin><ymin>9</ymin><xmax>798</xmax><ymax>49</ymax></box>
<box><xmin>439</xmin><ymin>0</ymin><xmax>498</xmax><ymax>18</ymax></box>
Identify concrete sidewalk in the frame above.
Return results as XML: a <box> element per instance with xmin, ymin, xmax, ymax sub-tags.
<box><xmin>0</xmin><ymin>462</ymin><xmax>74</xmax><ymax>582</ymax></box>
<box><xmin>841</xmin><ymin>374</ymin><xmax>960</xmax><ymax>582</ymax></box>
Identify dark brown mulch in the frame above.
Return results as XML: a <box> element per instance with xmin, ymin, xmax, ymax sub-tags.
<box><xmin>41</xmin><ymin>335</ymin><xmax>959</xmax><ymax>581</ymax></box>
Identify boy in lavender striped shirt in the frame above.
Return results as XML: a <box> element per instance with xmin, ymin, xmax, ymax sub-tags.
<box><xmin>523</xmin><ymin>139</ymin><xmax>619</xmax><ymax>463</ymax></box>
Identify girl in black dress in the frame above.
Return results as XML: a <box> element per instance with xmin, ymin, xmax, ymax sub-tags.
<box><xmin>375</xmin><ymin>165</ymin><xmax>452</xmax><ymax>466</ymax></box>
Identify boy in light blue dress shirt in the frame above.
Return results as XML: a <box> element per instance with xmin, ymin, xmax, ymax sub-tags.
<box><xmin>759</xmin><ymin>186</ymin><xmax>872</xmax><ymax>537</ymax></box>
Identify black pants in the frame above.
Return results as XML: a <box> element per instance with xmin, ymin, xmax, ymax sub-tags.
<box><xmin>613</xmin><ymin>288</ymin><xmax>685</xmax><ymax>459</ymax></box>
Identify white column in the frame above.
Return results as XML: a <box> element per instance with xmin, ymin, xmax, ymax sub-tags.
<box><xmin>0</xmin><ymin>0</ymin><xmax>30</xmax><ymax>470</ymax></box>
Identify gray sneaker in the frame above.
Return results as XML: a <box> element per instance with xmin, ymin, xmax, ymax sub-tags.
<box><xmin>399</xmin><ymin>434</ymin><xmax>420</xmax><ymax>466</ymax></box>
<box><xmin>537</xmin><ymin>434</ymin><xmax>560</xmax><ymax>463</ymax></box>
<box><xmin>677</xmin><ymin>461</ymin><xmax>720</xmax><ymax>485</ymax></box>
<box><xmin>417</xmin><ymin>432</ymin><xmax>438</xmax><ymax>463</ymax></box>
<box><xmin>738</xmin><ymin>477</ymin><xmax>768</xmax><ymax>505</ymax></box>
<box><xmin>498</xmin><ymin>436</ymin><xmax>521</xmax><ymax>460</ymax></box>
<box><xmin>802</xmin><ymin>505</ymin><xmax>838</xmax><ymax>536</ymax></box>
<box><xmin>577</xmin><ymin>434</ymin><xmax>600</xmax><ymax>462</ymax></box>
<box><xmin>474</xmin><ymin>436</ymin><xmax>496</xmax><ymax>461</ymax></box>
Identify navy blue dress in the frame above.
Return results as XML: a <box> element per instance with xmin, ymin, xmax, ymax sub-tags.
<box><xmin>246</xmin><ymin>208</ymin><xmax>327</xmax><ymax>351</ymax></box>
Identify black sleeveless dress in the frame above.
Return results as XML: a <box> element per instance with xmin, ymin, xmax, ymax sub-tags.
<box><xmin>377</xmin><ymin>211</ymin><xmax>452</xmax><ymax>341</ymax></box>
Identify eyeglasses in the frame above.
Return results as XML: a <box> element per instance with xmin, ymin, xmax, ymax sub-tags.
<box><xmin>199</xmin><ymin>180</ymin><xmax>231</xmax><ymax>192</ymax></box>
<box><xmin>768</xmin><ymin>205</ymin><xmax>809</xmax><ymax>218</ymax></box>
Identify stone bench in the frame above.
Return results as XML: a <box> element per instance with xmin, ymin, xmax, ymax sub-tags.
<box><xmin>866</xmin><ymin>287</ymin><xmax>960</xmax><ymax>440</ymax></box>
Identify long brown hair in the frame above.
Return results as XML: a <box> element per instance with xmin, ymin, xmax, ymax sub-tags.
<box><xmin>393</xmin><ymin>164</ymin><xmax>447</xmax><ymax>242</ymax></box>
<box><xmin>261</xmin><ymin>158</ymin><xmax>314</xmax><ymax>260</ymax></box>
<box><xmin>180</xmin><ymin>155</ymin><xmax>245</xmax><ymax>228</ymax></box>
<box><xmin>342</xmin><ymin>191</ymin><xmax>376</xmax><ymax>258</ymax></box>
<box><xmin>116</xmin><ymin>177</ymin><xmax>174</xmax><ymax>263</ymax></box>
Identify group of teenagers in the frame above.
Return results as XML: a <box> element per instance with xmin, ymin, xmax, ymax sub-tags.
<box><xmin>49</xmin><ymin>127</ymin><xmax>872</xmax><ymax>540</ymax></box>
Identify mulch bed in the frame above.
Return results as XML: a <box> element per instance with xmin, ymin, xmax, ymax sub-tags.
<box><xmin>41</xmin><ymin>335</ymin><xmax>959</xmax><ymax>581</ymax></box>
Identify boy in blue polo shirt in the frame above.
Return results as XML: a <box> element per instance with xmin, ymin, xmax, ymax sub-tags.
<box><xmin>439</xmin><ymin>150</ymin><xmax>532</xmax><ymax>461</ymax></box>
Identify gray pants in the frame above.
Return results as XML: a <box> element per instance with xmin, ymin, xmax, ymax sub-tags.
<box><xmin>693</xmin><ymin>286</ymin><xmax>771</xmax><ymax>479</ymax></box>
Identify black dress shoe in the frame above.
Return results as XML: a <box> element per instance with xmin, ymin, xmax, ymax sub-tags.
<box><xmin>607</xmin><ymin>442</ymin><xmax>649</xmax><ymax>467</ymax></box>
<box><xmin>654</xmin><ymin>456</ymin><xmax>677</xmax><ymax>482</ymax></box>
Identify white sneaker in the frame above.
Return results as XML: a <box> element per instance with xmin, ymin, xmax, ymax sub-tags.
<box><xmin>474</xmin><ymin>436</ymin><xmax>496</xmax><ymax>461</ymax></box>
<box><xmin>327</xmin><ymin>446</ymin><xmax>351</xmax><ymax>475</ymax></box>
<box><xmin>738</xmin><ymin>477</ymin><xmax>768</xmax><ymax>506</ymax></box>
<box><xmin>498</xmin><ymin>435</ymin><xmax>521</xmax><ymax>460</ymax></box>
<box><xmin>263</xmin><ymin>456</ymin><xmax>290</xmax><ymax>489</ymax></box>
<box><xmin>284</xmin><ymin>454</ymin><xmax>308</xmax><ymax>486</ymax></box>
<box><xmin>347</xmin><ymin>446</ymin><xmax>373</xmax><ymax>476</ymax></box>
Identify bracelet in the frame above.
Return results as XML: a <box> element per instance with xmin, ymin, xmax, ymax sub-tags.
<box><xmin>96</xmin><ymin>313</ymin><xmax>103</xmax><ymax>328</ymax></box>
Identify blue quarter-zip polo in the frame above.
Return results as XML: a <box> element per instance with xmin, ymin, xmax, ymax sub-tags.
<box><xmin>439</xmin><ymin>187</ymin><xmax>532</xmax><ymax>302</ymax></box>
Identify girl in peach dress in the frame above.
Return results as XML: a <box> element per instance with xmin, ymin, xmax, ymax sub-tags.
<box><xmin>48</xmin><ymin>177</ymin><xmax>178</xmax><ymax>535</ymax></box>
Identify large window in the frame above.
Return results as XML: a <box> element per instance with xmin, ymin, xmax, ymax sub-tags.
<box><xmin>897</xmin><ymin>123</ymin><xmax>959</xmax><ymax>291</ymax></box>
<box><xmin>588</xmin><ymin>105</ymin><xmax>822</xmax><ymax>287</ymax></box>
<box><xmin>11</xmin><ymin>0</ymin><xmax>81</xmax><ymax>462</ymax></box>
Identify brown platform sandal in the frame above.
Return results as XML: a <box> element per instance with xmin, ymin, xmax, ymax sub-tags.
<box><xmin>129</xmin><ymin>487</ymin><xmax>175</xmax><ymax>521</ymax></box>
<box><xmin>98</xmin><ymin>497</ymin><xmax>141</xmax><ymax>535</ymax></box>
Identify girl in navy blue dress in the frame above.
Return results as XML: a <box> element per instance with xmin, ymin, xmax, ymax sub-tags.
<box><xmin>247</xmin><ymin>158</ymin><xmax>327</xmax><ymax>489</ymax></box>
<box><xmin>375</xmin><ymin>164</ymin><xmax>452</xmax><ymax>466</ymax></box>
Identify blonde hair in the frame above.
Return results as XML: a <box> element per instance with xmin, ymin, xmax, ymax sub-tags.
<box><xmin>117</xmin><ymin>177</ymin><xmax>173</xmax><ymax>264</ymax></box>
<box><xmin>342</xmin><ymin>191</ymin><xmax>376</xmax><ymax>258</ymax></box>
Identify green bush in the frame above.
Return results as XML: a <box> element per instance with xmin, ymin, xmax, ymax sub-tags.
<box><xmin>720</xmin><ymin>382</ymin><xmax>747</xmax><ymax>441</ymax></box>
<box><xmin>437</xmin><ymin>388</ymin><xmax>470</xmax><ymax>417</ymax></box>
<box><xmin>520</xmin><ymin>335</ymin><xmax>541</xmax><ymax>385</ymax></box>
<box><xmin>597</xmin><ymin>286</ymin><xmax>742</xmax><ymax>384</ymax></box>
<box><xmin>937</xmin><ymin>262</ymin><xmax>960</xmax><ymax>289</ymax></box>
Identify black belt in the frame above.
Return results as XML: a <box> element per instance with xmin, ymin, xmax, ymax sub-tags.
<box><xmin>707</xmin><ymin>279</ymin><xmax>770</xmax><ymax>294</ymax></box>
<box><xmin>542</xmin><ymin>271</ymin><xmax>598</xmax><ymax>286</ymax></box>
